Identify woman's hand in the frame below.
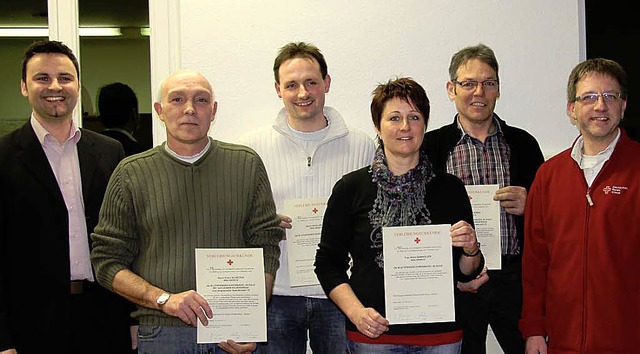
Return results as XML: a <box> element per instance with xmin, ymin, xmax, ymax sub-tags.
<box><xmin>451</xmin><ymin>220</ymin><xmax>482</xmax><ymax>275</ymax></box>
<box><xmin>457</xmin><ymin>267</ymin><xmax>489</xmax><ymax>293</ymax></box>
<box><xmin>354</xmin><ymin>307</ymin><xmax>389</xmax><ymax>338</ymax></box>
<box><xmin>450</xmin><ymin>220</ymin><xmax>478</xmax><ymax>253</ymax></box>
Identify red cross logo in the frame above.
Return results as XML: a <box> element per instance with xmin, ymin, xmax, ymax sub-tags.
<box><xmin>227</xmin><ymin>259</ymin><xmax>234</xmax><ymax>266</ymax></box>
<box><xmin>414</xmin><ymin>237</ymin><xmax>421</xmax><ymax>244</ymax></box>
<box><xmin>312</xmin><ymin>207</ymin><xmax>318</xmax><ymax>214</ymax></box>
<box><xmin>603</xmin><ymin>186</ymin><xmax>612</xmax><ymax>194</ymax></box>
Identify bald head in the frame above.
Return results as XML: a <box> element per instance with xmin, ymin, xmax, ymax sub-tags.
<box><xmin>156</xmin><ymin>69</ymin><xmax>214</xmax><ymax>104</ymax></box>
<box><xmin>154</xmin><ymin>69</ymin><xmax>218</xmax><ymax>156</ymax></box>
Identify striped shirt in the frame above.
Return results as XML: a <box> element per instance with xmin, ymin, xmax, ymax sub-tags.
<box><xmin>445</xmin><ymin>116</ymin><xmax>518</xmax><ymax>255</ymax></box>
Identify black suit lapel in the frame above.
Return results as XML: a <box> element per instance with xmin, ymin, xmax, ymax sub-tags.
<box><xmin>15</xmin><ymin>122</ymin><xmax>65</xmax><ymax>202</ymax></box>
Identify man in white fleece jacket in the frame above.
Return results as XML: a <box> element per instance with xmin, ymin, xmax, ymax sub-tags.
<box><xmin>239</xmin><ymin>42</ymin><xmax>375</xmax><ymax>354</ymax></box>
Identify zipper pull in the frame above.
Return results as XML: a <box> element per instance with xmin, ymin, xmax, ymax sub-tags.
<box><xmin>307</xmin><ymin>156</ymin><xmax>311</xmax><ymax>167</ymax></box>
<box><xmin>586</xmin><ymin>193</ymin><xmax>594</xmax><ymax>206</ymax></box>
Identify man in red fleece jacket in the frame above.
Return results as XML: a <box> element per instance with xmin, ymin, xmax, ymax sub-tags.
<box><xmin>520</xmin><ymin>58</ymin><xmax>640</xmax><ymax>354</ymax></box>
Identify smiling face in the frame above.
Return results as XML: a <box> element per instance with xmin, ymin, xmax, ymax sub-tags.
<box><xmin>567</xmin><ymin>72</ymin><xmax>626</xmax><ymax>153</ymax></box>
<box><xmin>275</xmin><ymin>57</ymin><xmax>331</xmax><ymax>131</ymax></box>
<box><xmin>447</xmin><ymin>58</ymin><xmax>499</xmax><ymax>130</ymax></box>
<box><xmin>21</xmin><ymin>53</ymin><xmax>80</xmax><ymax>124</ymax></box>
<box><xmin>377</xmin><ymin>97</ymin><xmax>425</xmax><ymax>168</ymax></box>
<box><xmin>154</xmin><ymin>70</ymin><xmax>217</xmax><ymax>155</ymax></box>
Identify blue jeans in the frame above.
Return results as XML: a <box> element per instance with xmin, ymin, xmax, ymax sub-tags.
<box><xmin>347</xmin><ymin>340</ymin><xmax>461</xmax><ymax>354</ymax></box>
<box><xmin>137</xmin><ymin>325</ymin><xmax>262</xmax><ymax>354</ymax></box>
<box><xmin>261</xmin><ymin>295</ymin><xmax>346</xmax><ymax>354</ymax></box>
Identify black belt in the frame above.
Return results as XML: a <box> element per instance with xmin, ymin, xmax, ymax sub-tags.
<box><xmin>70</xmin><ymin>280</ymin><xmax>96</xmax><ymax>295</ymax></box>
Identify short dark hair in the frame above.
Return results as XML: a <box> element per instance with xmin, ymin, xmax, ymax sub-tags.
<box><xmin>567</xmin><ymin>58</ymin><xmax>628</xmax><ymax>102</ymax></box>
<box><xmin>370</xmin><ymin>77</ymin><xmax>430</xmax><ymax>131</ymax></box>
<box><xmin>21</xmin><ymin>40</ymin><xmax>80</xmax><ymax>82</ymax></box>
<box><xmin>273</xmin><ymin>42</ymin><xmax>328</xmax><ymax>83</ymax></box>
<box><xmin>448</xmin><ymin>43</ymin><xmax>499</xmax><ymax>82</ymax></box>
<box><xmin>98</xmin><ymin>82</ymin><xmax>139</xmax><ymax>128</ymax></box>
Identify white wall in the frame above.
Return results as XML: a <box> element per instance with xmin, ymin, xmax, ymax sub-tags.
<box><xmin>150</xmin><ymin>0</ymin><xmax>585</xmax><ymax>158</ymax></box>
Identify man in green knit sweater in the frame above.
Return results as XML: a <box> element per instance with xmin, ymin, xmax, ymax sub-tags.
<box><xmin>90</xmin><ymin>69</ymin><xmax>283</xmax><ymax>354</ymax></box>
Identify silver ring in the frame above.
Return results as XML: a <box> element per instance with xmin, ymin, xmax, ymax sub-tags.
<box><xmin>367</xmin><ymin>324</ymin><xmax>371</xmax><ymax>330</ymax></box>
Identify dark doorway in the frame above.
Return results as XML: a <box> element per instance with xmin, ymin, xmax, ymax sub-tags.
<box><xmin>586</xmin><ymin>0</ymin><xmax>640</xmax><ymax>141</ymax></box>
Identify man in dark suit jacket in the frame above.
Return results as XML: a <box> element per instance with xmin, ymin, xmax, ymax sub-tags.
<box><xmin>0</xmin><ymin>40</ymin><xmax>133</xmax><ymax>354</ymax></box>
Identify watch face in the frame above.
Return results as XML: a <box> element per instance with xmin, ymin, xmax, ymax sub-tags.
<box><xmin>157</xmin><ymin>293</ymin><xmax>170</xmax><ymax>305</ymax></box>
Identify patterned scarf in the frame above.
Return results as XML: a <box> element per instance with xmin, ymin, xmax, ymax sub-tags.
<box><xmin>368</xmin><ymin>145</ymin><xmax>435</xmax><ymax>229</ymax></box>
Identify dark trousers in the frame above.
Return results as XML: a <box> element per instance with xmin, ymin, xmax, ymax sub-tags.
<box><xmin>458</xmin><ymin>255</ymin><xmax>524</xmax><ymax>354</ymax></box>
<box><xmin>69</xmin><ymin>281</ymin><xmax>135</xmax><ymax>354</ymax></box>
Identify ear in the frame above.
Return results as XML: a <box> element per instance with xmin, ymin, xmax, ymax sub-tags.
<box><xmin>275</xmin><ymin>81</ymin><xmax>283</xmax><ymax>98</ymax></box>
<box><xmin>566</xmin><ymin>101</ymin><xmax>577</xmax><ymax>124</ymax></box>
<box><xmin>153</xmin><ymin>102</ymin><xmax>164</xmax><ymax>122</ymax></box>
<box><xmin>21</xmin><ymin>80</ymin><xmax>28</xmax><ymax>97</ymax></box>
<box><xmin>324</xmin><ymin>74</ymin><xmax>331</xmax><ymax>93</ymax></box>
<box><xmin>446</xmin><ymin>81</ymin><xmax>455</xmax><ymax>101</ymax></box>
<box><xmin>211</xmin><ymin>101</ymin><xmax>218</xmax><ymax>122</ymax></box>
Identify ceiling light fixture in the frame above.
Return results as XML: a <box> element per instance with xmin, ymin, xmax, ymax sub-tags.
<box><xmin>0</xmin><ymin>27</ymin><xmax>123</xmax><ymax>37</ymax></box>
<box><xmin>80</xmin><ymin>27</ymin><xmax>122</xmax><ymax>36</ymax></box>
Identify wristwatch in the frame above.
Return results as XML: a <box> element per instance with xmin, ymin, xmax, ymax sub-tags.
<box><xmin>156</xmin><ymin>292</ymin><xmax>171</xmax><ymax>307</ymax></box>
<box><xmin>462</xmin><ymin>242</ymin><xmax>482</xmax><ymax>257</ymax></box>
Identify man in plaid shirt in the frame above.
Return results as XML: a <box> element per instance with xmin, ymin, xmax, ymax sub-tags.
<box><xmin>422</xmin><ymin>43</ymin><xmax>544</xmax><ymax>354</ymax></box>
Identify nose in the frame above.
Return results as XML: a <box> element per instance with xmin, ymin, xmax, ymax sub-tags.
<box><xmin>183</xmin><ymin>100</ymin><xmax>196</xmax><ymax>115</ymax></box>
<box><xmin>48</xmin><ymin>78</ymin><xmax>62</xmax><ymax>90</ymax></box>
<box><xmin>297</xmin><ymin>85</ymin><xmax>309</xmax><ymax>98</ymax></box>
<box><xmin>593</xmin><ymin>96</ymin><xmax>609</xmax><ymax>111</ymax></box>
<box><xmin>472</xmin><ymin>82</ymin><xmax>485</xmax><ymax>95</ymax></box>
<box><xmin>400</xmin><ymin>117</ymin><xmax>410</xmax><ymax>131</ymax></box>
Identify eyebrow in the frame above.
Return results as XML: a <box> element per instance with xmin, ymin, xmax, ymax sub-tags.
<box><xmin>32</xmin><ymin>71</ymin><xmax>76</xmax><ymax>77</ymax></box>
<box><xmin>167</xmin><ymin>89</ymin><xmax>211</xmax><ymax>97</ymax></box>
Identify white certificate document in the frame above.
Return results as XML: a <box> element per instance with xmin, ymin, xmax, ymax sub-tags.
<box><xmin>382</xmin><ymin>224</ymin><xmax>454</xmax><ymax>324</ymax></box>
<box><xmin>195</xmin><ymin>248</ymin><xmax>267</xmax><ymax>343</ymax></box>
<box><xmin>283</xmin><ymin>197</ymin><xmax>328</xmax><ymax>287</ymax></box>
<box><xmin>465</xmin><ymin>184</ymin><xmax>501</xmax><ymax>269</ymax></box>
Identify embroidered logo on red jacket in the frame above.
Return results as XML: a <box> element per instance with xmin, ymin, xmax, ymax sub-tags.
<box><xmin>602</xmin><ymin>185</ymin><xmax>628</xmax><ymax>195</ymax></box>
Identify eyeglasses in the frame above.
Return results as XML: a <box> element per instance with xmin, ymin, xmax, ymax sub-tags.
<box><xmin>574</xmin><ymin>92</ymin><xmax>623</xmax><ymax>104</ymax></box>
<box><xmin>453</xmin><ymin>79</ymin><xmax>499</xmax><ymax>91</ymax></box>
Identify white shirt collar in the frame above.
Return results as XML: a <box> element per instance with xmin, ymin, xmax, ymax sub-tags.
<box><xmin>570</xmin><ymin>128</ymin><xmax>620</xmax><ymax>169</ymax></box>
<box><xmin>30</xmin><ymin>115</ymin><xmax>81</xmax><ymax>145</ymax></box>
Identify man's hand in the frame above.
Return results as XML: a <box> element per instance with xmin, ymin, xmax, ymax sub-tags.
<box><xmin>525</xmin><ymin>336</ymin><xmax>548</xmax><ymax>354</ymax></box>
<box><xmin>277</xmin><ymin>213</ymin><xmax>292</xmax><ymax>240</ymax></box>
<box><xmin>494</xmin><ymin>186</ymin><xmax>527</xmax><ymax>216</ymax></box>
<box><xmin>130</xmin><ymin>325</ymin><xmax>139</xmax><ymax>349</ymax></box>
<box><xmin>277</xmin><ymin>213</ymin><xmax>292</xmax><ymax>230</ymax></box>
<box><xmin>217</xmin><ymin>340</ymin><xmax>257</xmax><ymax>354</ymax></box>
<box><xmin>160</xmin><ymin>290</ymin><xmax>213</xmax><ymax>327</ymax></box>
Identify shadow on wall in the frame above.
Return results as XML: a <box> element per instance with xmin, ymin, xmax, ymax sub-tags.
<box><xmin>83</xmin><ymin>82</ymin><xmax>153</xmax><ymax>154</ymax></box>
<box><xmin>83</xmin><ymin>113</ymin><xmax>153</xmax><ymax>152</ymax></box>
